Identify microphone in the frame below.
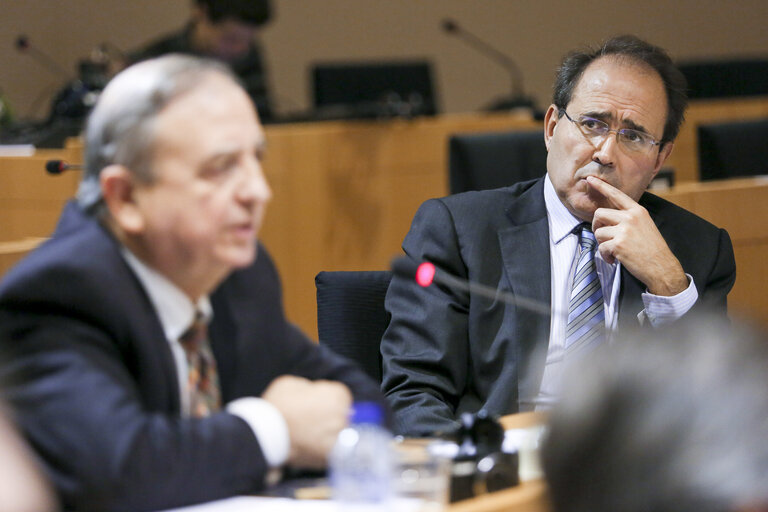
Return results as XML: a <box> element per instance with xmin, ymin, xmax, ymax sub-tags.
<box><xmin>440</xmin><ymin>19</ymin><xmax>535</xmax><ymax>113</ymax></box>
<box><xmin>15</xmin><ymin>34</ymin><xmax>71</xmax><ymax>79</ymax></box>
<box><xmin>45</xmin><ymin>160</ymin><xmax>82</xmax><ymax>175</ymax></box>
<box><xmin>391</xmin><ymin>256</ymin><xmax>554</xmax><ymax>317</ymax></box>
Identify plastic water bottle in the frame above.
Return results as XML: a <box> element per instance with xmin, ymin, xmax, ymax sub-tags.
<box><xmin>329</xmin><ymin>401</ymin><xmax>393</xmax><ymax>509</ymax></box>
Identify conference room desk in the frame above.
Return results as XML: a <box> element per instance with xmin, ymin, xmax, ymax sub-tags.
<box><xmin>258</xmin><ymin>113</ymin><xmax>540</xmax><ymax>334</ymax></box>
<box><xmin>2</xmin><ymin>112</ymin><xmax>768</xmax><ymax>333</ymax></box>
<box><xmin>0</xmin><ymin>113</ymin><xmax>541</xmax><ymax>336</ymax></box>
<box><xmin>159</xmin><ymin>411</ymin><xmax>550</xmax><ymax>512</ymax></box>
<box><xmin>160</xmin><ymin>480</ymin><xmax>547</xmax><ymax>512</ymax></box>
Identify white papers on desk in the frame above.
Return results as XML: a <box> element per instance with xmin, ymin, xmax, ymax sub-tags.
<box><xmin>160</xmin><ymin>496</ymin><xmax>426</xmax><ymax>512</ymax></box>
<box><xmin>0</xmin><ymin>144</ymin><xmax>35</xmax><ymax>157</ymax></box>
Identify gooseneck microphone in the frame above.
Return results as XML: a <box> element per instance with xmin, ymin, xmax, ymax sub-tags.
<box><xmin>15</xmin><ymin>35</ymin><xmax>71</xmax><ymax>79</ymax></box>
<box><xmin>45</xmin><ymin>160</ymin><xmax>83</xmax><ymax>175</ymax></box>
<box><xmin>391</xmin><ymin>256</ymin><xmax>555</xmax><ymax>317</ymax></box>
<box><xmin>441</xmin><ymin>18</ymin><xmax>526</xmax><ymax>104</ymax></box>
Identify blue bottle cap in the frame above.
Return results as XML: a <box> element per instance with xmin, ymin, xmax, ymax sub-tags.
<box><xmin>350</xmin><ymin>401</ymin><xmax>384</xmax><ymax>425</ymax></box>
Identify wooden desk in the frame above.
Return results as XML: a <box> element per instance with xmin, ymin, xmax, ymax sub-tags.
<box><xmin>0</xmin><ymin>149</ymin><xmax>79</xmax><ymax>242</ymax></box>
<box><xmin>655</xmin><ymin>177</ymin><xmax>768</xmax><ymax>324</ymax></box>
<box><xmin>260</xmin><ymin>113</ymin><xmax>540</xmax><ymax>335</ymax></box>
<box><xmin>447</xmin><ymin>480</ymin><xmax>549</xmax><ymax>512</ymax></box>
<box><xmin>444</xmin><ymin>412</ymin><xmax>550</xmax><ymax>512</ymax></box>
<box><xmin>2</xmin><ymin>111</ymin><xmax>768</xmax><ymax>334</ymax></box>
<box><xmin>0</xmin><ymin>113</ymin><xmax>539</xmax><ymax>335</ymax></box>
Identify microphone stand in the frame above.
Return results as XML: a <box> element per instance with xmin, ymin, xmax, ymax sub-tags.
<box><xmin>441</xmin><ymin>19</ymin><xmax>539</xmax><ymax>114</ymax></box>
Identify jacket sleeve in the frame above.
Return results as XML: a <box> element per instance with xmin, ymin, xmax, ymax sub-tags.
<box><xmin>213</xmin><ymin>243</ymin><xmax>388</xmax><ymax>413</ymax></box>
<box><xmin>693</xmin><ymin>226</ymin><xmax>737</xmax><ymax>315</ymax></box>
<box><xmin>0</xmin><ymin>311</ymin><xmax>268</xmax><ymax>512</ymax></box>
<box><xmin>380</xmin><ymin>199</ymin><xmax>471</xmax><ymax>436</ymax></box>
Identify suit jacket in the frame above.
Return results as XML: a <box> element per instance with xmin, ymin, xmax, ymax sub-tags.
<box><xmin>0</xmin><ymin>202</ymin><xmax>383</xmax><ymax>512</ymax></box>
<box><xmin>380</xmin><ymin>178</ymin><xmax>736</xmax><ymax>436</ymax></box>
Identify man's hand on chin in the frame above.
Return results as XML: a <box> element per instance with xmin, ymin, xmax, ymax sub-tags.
<box><xmin>586</xmin><ymin>176</ymin><xmax>688</xmax><ymax>296</ymax></box>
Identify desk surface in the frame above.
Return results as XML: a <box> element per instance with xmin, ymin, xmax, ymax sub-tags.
<box><xmin>158</xmin><ymin>412</ymin><xmax>550</xmax><ymax>512</ymax></box>
<box><xmin>160</xmin><ymin>480</ymin><xmax>548</xmax><ymax>512</ymax></box>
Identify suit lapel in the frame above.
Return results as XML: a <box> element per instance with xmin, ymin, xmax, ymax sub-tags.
<box><xmin>75</xmin><ymin>205</ymin><xmax>183</xmax><ymax>414</ymax></box>
<box><xmin>497</xmin><ymin>179</ymin><xmax>552</xmax><ymax>409</ymax></box>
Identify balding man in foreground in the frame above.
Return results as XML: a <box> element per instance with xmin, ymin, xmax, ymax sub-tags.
<box><xmin>0</xmin><ymin>55</ymin><xmax>383</xmax><ymax>511</ymax></box>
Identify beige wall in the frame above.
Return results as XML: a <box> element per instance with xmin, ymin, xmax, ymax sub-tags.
<box><xmin>1</xmin><ymin>0</ymin><xmax>767</xmax><ymax>121</ymax></box>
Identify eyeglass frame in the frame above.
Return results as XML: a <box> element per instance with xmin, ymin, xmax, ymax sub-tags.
<box><xmin>558</xmin><ymin>108</ymin><xmax>665</xmax><ymax>154</ymax></box>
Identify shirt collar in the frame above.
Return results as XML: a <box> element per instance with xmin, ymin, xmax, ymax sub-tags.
<box><xmin>544</xmin><ymin>173</ymin><xmax>584</xmax><ymax>245</ymax></box>
<box><xmin>121</xmin><ymin>248</ymin><xmax>212</xmax><ymax>342</ymax></box>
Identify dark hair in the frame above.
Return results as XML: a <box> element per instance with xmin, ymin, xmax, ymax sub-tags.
<box><xmin>552</xmin><ymin>35</ymin><xmax>688</xmax><ymax>143</ymax></box>
<box><xmin>195</xmin><ymin>0</ymin><xmax>271</xmax><ymax>26</ymax></box>
<box><xmin>542</xmin><ymin>319</ymin><xmax>768</xmax><ymax>512</ymax></box>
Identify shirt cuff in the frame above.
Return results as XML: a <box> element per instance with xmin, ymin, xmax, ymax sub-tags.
<box><xmin>226</xmin><ymin>397</ymin><xmax>290</xmax><ymax>468</ymax></box>
<box><xmin>638</xmin><ymin>273</ymin><xmax>698</xmax><ymax>327</ymax></box>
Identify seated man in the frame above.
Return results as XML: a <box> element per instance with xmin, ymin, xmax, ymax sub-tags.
<box><xmin>542</xmin><ymin>319</ymin><xmax>768</xmax><ymax>512</ymax></box>
<box><xmin>129</xmin><ymin>0</ymin><xmax>274</xmax><ymax>121</ymax></box>
<box><xmin>0</xmin><ymin>55</ymin><xmax>383</xmax><ymax>511</ymax></box>
<box><xmin>381</xmin><ymin>35</ymin><xmax>736</xmax><ymax>436</ymax></box>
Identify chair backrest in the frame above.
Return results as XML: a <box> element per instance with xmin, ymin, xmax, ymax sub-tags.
<box><xmin>311</xmin><ymin>60</ymin><xmax>437</xmax><ymax>119</ymax></box>
<box><xmin>449</xmin><ymin>130</ymin><xmax>547</xmax><ymax>194</ymax></box>
<box><xmin>315</xmin><ymin>270</ymin><xmax>392</xmax><ymax>382</ymax></box>
<box><xmin>697</xmin><ymin>118</ymin><xmax>768</xmax><ymax>180</ymax></box>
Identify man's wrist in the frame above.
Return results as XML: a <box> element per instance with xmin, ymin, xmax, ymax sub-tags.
<box><xmin>226</xmin><ymin>397</ymin><xmax>290</xmax><ymax>468</ymax></box>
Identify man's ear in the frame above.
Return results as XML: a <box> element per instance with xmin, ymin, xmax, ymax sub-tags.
<box><xmin>655</xmin><ymin>141</ymin><xmax>674</xmax><ymax>172</ymax></box>
<box><xmin>100</xmin><ymin>165</ymin><xmax>144</xmax><ymax>234</ymax></box>
<box><xmin>647</xmin><ymin>141</ymin><xmax>675</xmax><ymax>184</ymax></box>
<box><xmin>543</xmin><ymin>104</ymin><xmax>559</xmax><ymax>152</ymax></box>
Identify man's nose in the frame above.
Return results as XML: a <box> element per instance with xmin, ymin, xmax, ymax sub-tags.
<box><xmin>237</xmin><ymin>160</ymin><xmax>272</xmax><ymax>204</ymax></box>
<box><xmin>592</xmin><ymin>131</ymin><xmax>619</xmax><ymax>167</ymax></box>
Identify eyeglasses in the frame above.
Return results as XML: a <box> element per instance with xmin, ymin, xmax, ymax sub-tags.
<box><xmin>560</xmin><ymin>109</ymin><xmax>662</xmax><ymax>154</ymax></box>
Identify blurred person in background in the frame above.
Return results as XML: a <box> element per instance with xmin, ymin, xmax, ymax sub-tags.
<box><xmin>542</xmin><ymin>319</ymin><xmax>768</xmax><ymax>512</ymax></box>
<box><xmin>129</xmin><ymin>0</ymin><xmax>274</xmax><ymax>122</ymax></box>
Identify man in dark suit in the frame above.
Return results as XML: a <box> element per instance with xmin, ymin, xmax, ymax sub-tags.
<box><xmin>380</xmin><ymin>35</ymin><xmax>736</xmax><ymax>436</ymax></box>
<box><xmin>128</xmin><ymin>0</ymin><xmax>274</xmax><ymax>122</ymax></box>
<box><xmin>0</xmin><ymin>55</ymin><xmax>383</xmax><ymax>511</ymax></box>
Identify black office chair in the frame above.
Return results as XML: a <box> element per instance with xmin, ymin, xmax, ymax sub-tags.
<box><xmin>697</xmin><ymin>118</ymin><xmax>768</xmax><ymax>181</ymax></box>
<box><xmin>315</xmin><ymin>271</ymin><xmax>392</xmax><ymax>382</ymax></box>
<box><xmin>448</xmin><ymin>130</ymin><xmax>547</xmax><ymax>194</ymax></box>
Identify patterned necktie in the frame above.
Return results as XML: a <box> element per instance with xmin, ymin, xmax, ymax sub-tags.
<box><xmin>179</xmin><ymin>313</ymin><xmax>221</xmax><ymax>417</ymax></box>
<box><xmin>565</xmin><ymin>224</ymin><xmax>605</xmax><ymax>355</ymax></box>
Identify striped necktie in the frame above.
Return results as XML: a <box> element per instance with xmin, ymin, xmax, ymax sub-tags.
<box><xmin>179</xmin><ymin>313</ymin><xmax>221</xmax><ymax>417</ymax></box>
<box><xmin>565</xmin><ymin>224</ymin><xmax>605</xmax><ymax>355</ymax></box>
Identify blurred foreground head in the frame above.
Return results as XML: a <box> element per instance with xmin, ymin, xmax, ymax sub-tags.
<box><xmin>542</xmin><ymin>319</ymin><xmax>768</xmax><ymax>512</ymax></box>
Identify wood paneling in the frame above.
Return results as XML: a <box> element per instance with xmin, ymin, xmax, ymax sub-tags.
<box><xmin>3</xmin><ymin>110</ymin><xmax>767</xmax><ymax>336</ymax></box>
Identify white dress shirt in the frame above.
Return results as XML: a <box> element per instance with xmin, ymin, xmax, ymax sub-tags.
<box><xmin>121</xmin><ymin>249</ymin><xmax>289</xmax><ymax>469</ymax></box>
<box><xmin>531</xmin><ymin>175</ymin><xmax>698</xmax><ymax>407</ymax></box>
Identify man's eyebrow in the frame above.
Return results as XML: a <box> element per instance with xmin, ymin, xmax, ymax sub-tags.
<box><xmin>201</xmin><ymin>149</ymin><xmax>239</xmax><ymax>167</ymax></box>
<box><xmin>583</xmin><ymin>110</ymin><xmax>651</xmax><ymax>134</ymax></box>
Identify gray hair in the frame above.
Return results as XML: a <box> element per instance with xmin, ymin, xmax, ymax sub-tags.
<box><xmin>542</xmin><ymin>319</ymin><xmax>768</xmax><ymax>512</ymax></box>
<box><xmin>77</xmin><ymin>54</ymin><xmax>236</xmax><ymax>212</ymax></box>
